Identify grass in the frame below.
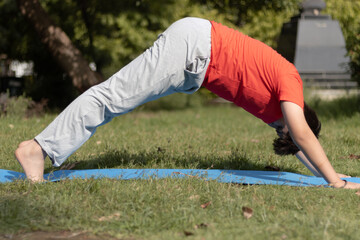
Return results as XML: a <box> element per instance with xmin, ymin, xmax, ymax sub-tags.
<box><xmin>1</xmin><ymin>93</ymin><xmax>360</xmax><ymax>239</ymax></box>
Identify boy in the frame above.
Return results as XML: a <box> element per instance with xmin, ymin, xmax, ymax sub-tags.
<box><xmin>15</xmin><ymin>18</ymin><xmax>360</xmax><ymax>189</ymax></box>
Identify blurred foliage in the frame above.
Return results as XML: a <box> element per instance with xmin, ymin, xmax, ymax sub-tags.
<box><xmin>308</xmin><ymin>95</ymin><xmax>360</xmax><ymax>119</ymax></box>
<box><xmin>324</xmin><ymin>0</ymin><xmax>360</xmax><ymax>84</ymax></box>
<box><xmin>0</xmin><ymin>92</ymin><xmax>46</xmax><ymax>118</ymax></box>
<box><xmin>0</xmin><ymin>0</ymin><xmax>359</xmax><ymax>108</ymax></box>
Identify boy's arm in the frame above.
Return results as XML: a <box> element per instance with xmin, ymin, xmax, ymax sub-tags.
<box><xmin>295</xmin><ymin>151</ymin><xmax>350</xmax><ymax>178</ymax></box>
<box><xmin>295</xmin><ymin>151</ymin><xmax>322</xmax><ymax>177</ymax></box>
<box><xmin>281</xmin><ymin>101</ymin><xmax>359</xmax><ymax>189</ymax></box>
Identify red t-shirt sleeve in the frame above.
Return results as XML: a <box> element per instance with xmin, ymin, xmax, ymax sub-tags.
<box><xmin>276</xmin><ymin>63</ymin><xmax>304</xmax><ymax>110</ymax></box>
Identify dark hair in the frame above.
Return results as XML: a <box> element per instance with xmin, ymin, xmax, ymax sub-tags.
<box><xmin>273</xmin><ymin>102</ymin><xmax>321</xmax><ymax>155</ymax></box>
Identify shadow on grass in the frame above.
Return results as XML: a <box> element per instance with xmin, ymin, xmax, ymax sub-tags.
<box><xmin>309</xmin><ymin>95</ymin><xmax>360</xmax><ymax>119</ymax></box>
<box><xmin>45</xmin><ymin>148</ymin><xmax>298</xmax><ymax>174</ymax></box>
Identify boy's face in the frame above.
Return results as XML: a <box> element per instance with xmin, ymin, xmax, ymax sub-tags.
<box><xmin>269</xmin><ymin>118</ymin><xmax>289</xmax><ymax>138</ymax></box>
<box><xmin>276</xmin><ymin>124</ymin><xmax>288</xmax><ymax>138</ymax></box>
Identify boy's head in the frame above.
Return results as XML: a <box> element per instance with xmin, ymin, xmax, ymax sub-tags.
<box><xmin>273</xmin><ymin>102</ymin><xmax>321</xmax><ymax>155</ymax></box>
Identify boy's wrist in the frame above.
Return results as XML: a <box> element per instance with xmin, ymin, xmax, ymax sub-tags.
<box><xmin>330</xmin><ymin>179</ymin><xmax>347</xmax><ymax>188</ymax></box>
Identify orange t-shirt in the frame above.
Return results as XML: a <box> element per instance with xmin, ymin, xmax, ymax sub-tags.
<box><xmin>202</xmin><ymin>21</ymin><xmax>304</xmax><ymax>123</ymax></box>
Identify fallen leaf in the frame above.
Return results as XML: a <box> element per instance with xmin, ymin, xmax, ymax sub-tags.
<box><xmin>349</xmin><ymin>154</ymin><xmax>360</xmax><ymax>160</ymax></box>
<box><xmin>96</xmin><ymin>141</ymin><xmax>102</xmax><ymax>145</ymax></box>
<box><xmin>201</xmin><ymin>201</ymin><xmax>212</xmax><ymax>209</ymax></box>
<box><xmin>356</xmin><ymin>191</ymin><xmax>360</xmax><ymax>196</ymax></box>
<box><xmin>183</xmin><ymin>231</ymin><xmax>194</xmax><ymax>236</ymax></box>
<box><xmin>98</xmin><ymin>212</ymin><xmax>121</xmax><ymax>222</ymax></box>
<box><xmin>242</xmin><ymin>206</ymin><xmax>253</xmax><ymax>219</ymax></box>
<box><xmin>8</xmin><ymin>124</ymin><xmax>14</xmax><ymax>129</ymax></box>
<box><xmin>265</xmin><ymin>165</ymin><xmax>280</xmax><ymax>171</ymax></box>
<box><xmin>340</xmin><ymin>154</ymin><xmax>360</xmax><ymax>160</ymax></box>
<box><xmin>194</xmin><ymin>223</ymin><xmax>209</xmax><ymax>229</ymax></box>
<box><xmin>251</xmin><ymin>139</ymin><xmax>259</xmax><ymax>143</ymax></box>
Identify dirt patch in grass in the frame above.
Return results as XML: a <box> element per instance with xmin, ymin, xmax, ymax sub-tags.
<box><xmin>0</xmin><ymin>231</ymin><xmax>128</xmax><ymax>240</ymax></box>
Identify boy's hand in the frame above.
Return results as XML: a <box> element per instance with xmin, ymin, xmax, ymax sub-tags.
<box><xmin>343</xmin><ymin>181</ymin><xmax>360</xmax><ymax>189</ymax></box>
<box><xmin>337</xmin><ymin>173</ymin><xmax>351</xmax><ymax>178</ymax></box>
<box><xmin>331</xmin><ymin>179</ymin><xmax>360</xmax><ymax>189</ymax></box>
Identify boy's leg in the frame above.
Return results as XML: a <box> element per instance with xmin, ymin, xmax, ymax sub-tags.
<box><xmin>15</xmin><ymin>17</ymin><xmax>211</xmax><ymax>181</ymax></box>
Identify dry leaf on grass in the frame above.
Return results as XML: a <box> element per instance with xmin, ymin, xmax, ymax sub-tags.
<box><xmin>340</xmin><ymin>154</ymin><xmax>360</xmax><ymax>160</ymax></box>
<box><xmin>201</xmin><ymin>201</ymin><xmax>212</xmax><ymax>209</ymax></box>
<box><xmin>183</xmin><ymin>231</ymin><xmax>194</xmax><ymax>236</ymax></box>
<box><xmin>348</xmin><ymin>154</ymin><xmax>360</xmax><ymax>160</ymax></box>
<box><xmin>98</xmin><ymin>212</ymin><xmax>121</xmax><ymax>222</ymax></box>
<box><xmin>194</xmin><ymin>223</ymin><xmax>209</xmax><ymax>229</ymax></box>
<box><xmin>242</xmin><ymin>206</ymin><xmax>253</xmax><ymax>219</ymax></box>
<box><xmin>356</xmin><ymin>191</ymin><xmax>360</xmax><ymax>196</ymax></box>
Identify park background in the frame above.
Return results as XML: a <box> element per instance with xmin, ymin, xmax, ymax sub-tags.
<box><xmin>0</xmin><ymin>0</ymin><xmax>359</xmax><ymax>110</ymax></box>
<box><xmin>0</xmin><ymin>0</ymin><xmax>360</xmax><ymax>239</ymax></box>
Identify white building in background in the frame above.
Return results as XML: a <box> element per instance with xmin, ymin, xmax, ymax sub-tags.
<box><xmin>9</xmin><ymin>61</ymin><xmax>34</xmax><ymax>77</ymax></box>
<box><xmin>0</xmin><ymin>54</ymin><xmax>34</xmax><ymax>78</ymax></box>
<box><xmin>0</xmin><ymin>55</ymin><xmax>34</xmax><ymax>96</ymax></box>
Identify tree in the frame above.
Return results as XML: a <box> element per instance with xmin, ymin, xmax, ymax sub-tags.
<box><xmin>1</xmin><ymin>0</ymin><xmax>358</xmax><ymax>109</ymax></box>
<box><xmin>17</xmin><ymin>0</ymin><xmax>103</xmax><ymax>92</ymax></box>
<box><xmin>324</xmin><ymin>0</ymin><xmax>360</xmax><ymax>84</ymax></box>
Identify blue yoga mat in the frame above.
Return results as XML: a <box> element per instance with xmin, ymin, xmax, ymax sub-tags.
<box><xmin>1</xmin><ymin>168</ymin><xmax>360</xmax><ymax>186</ymax></box>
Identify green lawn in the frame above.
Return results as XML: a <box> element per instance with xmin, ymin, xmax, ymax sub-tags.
<box><xmin>1</xmin><ymin>94</ymin><xmax>360</xmax><ymax>239</ymax></box>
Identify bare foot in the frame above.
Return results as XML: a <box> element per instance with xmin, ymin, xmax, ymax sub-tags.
<box><xmin>15</xmin><ymin>139</ymin><xmax>47</xmax><ymax>182</ymax></box>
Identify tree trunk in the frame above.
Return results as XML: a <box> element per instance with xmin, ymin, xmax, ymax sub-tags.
<box><xmin>17</xmin><ymin>0</ymin><xmax>103</xmax><ymax>92</ymax></box>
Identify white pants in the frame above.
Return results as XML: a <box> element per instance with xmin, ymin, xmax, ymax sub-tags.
<box><xmin>35</xmin><ymin>17</ymin><xmax>212</xmax><ymax>166</ymax></box>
